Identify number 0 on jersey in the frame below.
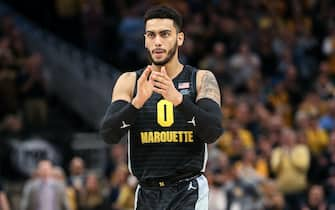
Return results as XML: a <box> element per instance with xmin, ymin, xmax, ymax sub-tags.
<box><xmin>157</xmin><ymin>99</ymin><xmax>174</xmax><ymax>127</ymax></box>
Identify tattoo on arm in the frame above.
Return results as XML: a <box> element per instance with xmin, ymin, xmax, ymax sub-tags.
<box><xmin>197</xmin><ymin>71</ymin><xmax>221</xmax><ymax>105</ymax></box>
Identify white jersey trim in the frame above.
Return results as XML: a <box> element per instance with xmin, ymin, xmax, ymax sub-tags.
<box><xmin>201</xmin><ymin>143</ymin><xmax>208</xmax><ymax>172</ymax></box>
<box><xmin>134</xmin><ymin>185</ymin><xmax>140</xmax><ymax>210</ymax></box>
<box><xmin>127</xmin><ymin>130</ymin><xmax>133</xmax><ymax>175</ymax></box>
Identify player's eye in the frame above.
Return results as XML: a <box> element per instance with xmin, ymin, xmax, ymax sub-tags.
<box><xmin>160</xmin><ymin>31</ymin><xmax>171</xmax><ymax>38</ymax></box>
<box><xmin>145</xmin><ymin>32</ymin><xmax>155</xmax><ymax>39</ymax></box>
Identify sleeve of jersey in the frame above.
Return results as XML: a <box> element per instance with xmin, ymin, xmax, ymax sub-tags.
<box><xmin>175</xmin><ymin>96</ymin><xmax>223</xmax><ymax>144</ymax></box>
<box><xmin>100</xmin><ymin>100</ymin><xmax>139</xmax><ymax>144</ymax></box>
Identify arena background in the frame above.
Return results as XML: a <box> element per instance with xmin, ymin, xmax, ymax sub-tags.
<box><xmin>1</xmin><ymin>0</ymin><xmax>335</xmax><ymax>209</ymax></box>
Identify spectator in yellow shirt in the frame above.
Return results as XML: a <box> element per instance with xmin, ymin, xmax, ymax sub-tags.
<box><xmin>304</xmin><ymin>112</ymin><xmax>329</xmax><ymax>156</ymax></box>
<box><xmin>271</xmin><ymin>128</ymin><xmax>310</xmax><ymax>209</ymax></box>
<box><xmin>234</xmin><ymin>148</ymin><xmax>269</xmax><ymax>183</ymax></box>
<box><xmin>218</xmin><ymin>120</ymin><xmax>254</xmax><ymax>161</ymax></box>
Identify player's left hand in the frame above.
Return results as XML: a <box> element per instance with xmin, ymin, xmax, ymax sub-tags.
<box><xmin>150</xmin><ymin>66</ymin><xmax>182</xmax><ymax>106</ymax></box>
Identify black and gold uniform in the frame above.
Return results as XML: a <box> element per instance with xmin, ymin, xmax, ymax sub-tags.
<box><xmin>100</xmin><ymin>64</ymin><xmax>223</xmax><ymax>210</ymax></box>
<box><xmin>129</xmin><ymin>65</ymin><xmax>207</xmax><ymax>181</ymax></box>
<box><xmin>101</xmin><ymin>6</ymin><xmax>223</xmax><ymax>210</ymax></box>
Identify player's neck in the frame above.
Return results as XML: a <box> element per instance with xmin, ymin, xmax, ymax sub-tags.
<box><xmin>152</xmin><ymin>59</ymin><xmax>183</xmax><ymax>79</ymax></box>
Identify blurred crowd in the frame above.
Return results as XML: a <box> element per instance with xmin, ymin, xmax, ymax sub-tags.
<box><xmin>2</xmin><ymin>0</ymin><xmax>335</xmax><ymax>210</ymax></box>
<box><xmin>0</xmin><ymin>13</ymin><xmax>48</xmax><ymax>135</ymax></box>
<box><xmin>0</xmin><ymin>12</ymin><xmax>50</xmax><ymax>210</ymax></box>
<box><xmin>19</xmin><ymin>156</ymin><xmax>137</xmax><ymax>210</ymax></box>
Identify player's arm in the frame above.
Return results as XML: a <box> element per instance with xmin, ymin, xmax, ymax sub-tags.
<box><xmin>100</xmin><ymin>72</ymin><xmax>137</xmax><ymax>144</ymax></box>
<box><xmin>150</xmin><ymin>67</ymin><xmax>223</xmax><ymax>143</ymax></box>
<box><xmin>100</xmin><ymin>66</ymin><xmax>153</xmax><ymax>144</ymax></box>
<box><xmin>176</xmin><ymin>70</ymin><xmax>223</xmax><ymax>143</ymax></box>
<box><xmin>196</xmin><ymin>70</ymin><xmax>221</xmax><ymax>105</ymax></box>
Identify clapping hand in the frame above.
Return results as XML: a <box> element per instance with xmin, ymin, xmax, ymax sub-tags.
<box><xmin>150</xmin><ymin>66</ymin><xmax>182</xmax><ymax>106</ymax></box>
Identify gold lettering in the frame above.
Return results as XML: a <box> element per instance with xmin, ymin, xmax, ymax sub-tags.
<box><xmin>178</xmin><ymin>131</ymin><xmax>184</xmax><ymax>142</ymax></box>
<box><xmin>187</xmin><ymin>131</ymin><xmax>193</xmax><ymax>142</ymax></box>
<box><xmin>140</xmin><ymin>131</ymin><xmax>194</xmax><ymax>144</ymax></box>
<box><xmin>148</xmin><ymin>132</ymin><xmax>153</xmax><ymax>143</ymax></box>
<box><xmin>166</xmin><ymin>132</ymin><xmax>171</xmax><ymax>142</ymax></box>
<box><xmin>172</xmin><ymin>131</ymin><xmax>177</xmax><ymax>142</ymax></box>
<box><xmin>154</xmin><ymin>131</ymin><xmax>160</xmax><ymax>143</ymax></box>
<box><xmin>160</xmin><ymin>131</ymin><xmax>166</xmax><ymax>142</ymax></box>
<box><xmin>172</xmin><ymin>131</ymin><xmax>178</xmax><ymax>142</ymax></box>
<box><xmin>141</xmin><ymin>132</ymin><xmax>148</xmax><ymax>144</ymax></box>
<box><xmin>168</xmin><ymin>131</ymin><xmax>173</xmax><ymax>142</ymax></box>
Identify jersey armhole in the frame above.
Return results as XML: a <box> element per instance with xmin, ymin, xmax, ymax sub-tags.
<box><xmin>133</xmin><ymin>69</ymin><xmax>144</xmax><ymax>98</ymax></box>
<box><xmin>110</xmin><ymin>72</ymin><xmax>122</xmax><ymax>98</ymax></box>
<box><xmin>191</xmin><ymin>67</ymin><xmax>198</xmax><ymax>102</ymax></box>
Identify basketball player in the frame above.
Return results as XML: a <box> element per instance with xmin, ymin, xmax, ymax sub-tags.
<box><xmin>100</xmin><ymin>5</ymin><xmax>223</xmax><ymax>210</ymax></box>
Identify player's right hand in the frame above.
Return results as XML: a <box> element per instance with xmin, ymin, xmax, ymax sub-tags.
<box><xmin>132</xmin><ymin>66</ymin><xmax>153</xmax><ymax>109</ymax></box>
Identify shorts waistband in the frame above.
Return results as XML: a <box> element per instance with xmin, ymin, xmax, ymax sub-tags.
<box><xmin>139</xmin><ymin>173</ymin><xmax>202</xmax><ymax>188</ymax></box>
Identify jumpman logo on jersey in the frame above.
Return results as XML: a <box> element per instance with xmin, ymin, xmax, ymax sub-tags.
<box><xmin>187</xmin><ymin>117</ymin><xmax>196</xmax><ymax>127</ymax></box>
<box><xmin>120</xmin><ymin>121</ymin><xmax>130</xmax><ymax>129</ymax></box>
<box><xmin>188</xmin><ymin>181</ymin><xmax>197</xmax><ymax>191</ymax></box>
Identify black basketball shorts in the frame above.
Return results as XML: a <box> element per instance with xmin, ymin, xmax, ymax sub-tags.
<box><xmin>134</xmin><ymin>175</ymin><xmax>208</xmax><ymax>210</ymax></box>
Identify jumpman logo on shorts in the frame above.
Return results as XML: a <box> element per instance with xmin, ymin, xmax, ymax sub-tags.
<box><xmin>188</xmin><ymin>181</ymin><xmax>197</xmax><ymax>191</ymax></box>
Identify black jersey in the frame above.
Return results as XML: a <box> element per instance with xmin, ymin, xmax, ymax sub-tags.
<box><xmin>128</xmin><ymin>65</ymin><xmax>208</xmax><ymax>181</ymax></box>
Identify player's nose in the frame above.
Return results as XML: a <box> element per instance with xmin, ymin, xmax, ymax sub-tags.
<box><xmin>153</xmin><ymin>36</ymin><xmax>163</xmax><ymax>47</ymax></box>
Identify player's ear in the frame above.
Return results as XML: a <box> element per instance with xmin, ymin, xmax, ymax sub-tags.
<box><xmin>177</xmin><ymin>32</ymin><xmax>184</xmax><ymax>47</ymax></box>
<box><xmin>144</xmin><ymin>36</ymin><xmax>148</xmax><ymax>49</ymax></box>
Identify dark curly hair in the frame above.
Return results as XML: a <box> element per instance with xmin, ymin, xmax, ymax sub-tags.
<box><xmin>144</xmin><ymin>5</ymin><xmax>183</xmax><ymax>32</ymax></box>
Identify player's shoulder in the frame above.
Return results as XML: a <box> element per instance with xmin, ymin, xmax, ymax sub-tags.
<box><xmin>112</xmin><ymin>71</ymin><xmax>137</xmax><ymax>101</ymax></box>
<box><xmin>114</xmin><ymin>71</ymin><xmax>137</xmax><ymax>90</ymax></box>
<box><xmin>197</xmin><ymin>69</ymin><xmax>214</xmax><ymax>76</ymax></box>
<box><xmin>118</xmin><ymin>67</ymin><xmax>147</xmax><ymax>80</ymax></box>
<box><xmin>196</xmin><ymin>69</ymin><xmax>216</xmax><ymax>83</ymax></box>
<box><xmin>118</xmin><ymin>71</ymin><xmax>137</xmax><ymax>81</ymax></box>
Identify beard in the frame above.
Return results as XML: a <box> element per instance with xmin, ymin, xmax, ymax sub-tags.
<box><xmin>147</xmin><ymin>41</ymin><xmax>178</xmax><ymax>66</ymax></box>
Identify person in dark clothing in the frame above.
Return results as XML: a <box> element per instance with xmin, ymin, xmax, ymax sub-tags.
<box><xmin>100</xmin><ymin>5</ymin><xmax>223</xmax><ymax>210</ymax></box>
